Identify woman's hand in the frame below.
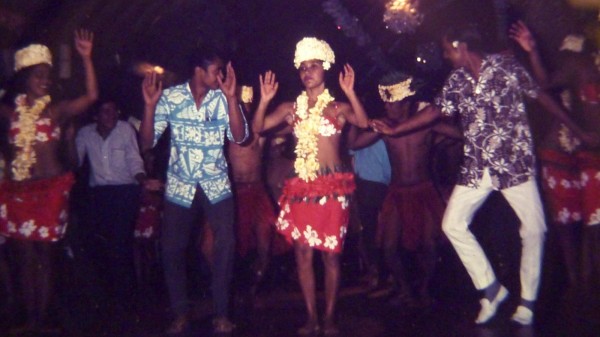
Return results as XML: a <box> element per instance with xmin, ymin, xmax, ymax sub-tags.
<box><xmin>339</xmin><ymin>63</ymin><xmax>356</xmax><ymax>95</ymax></box>
<box><xmin>218</xmin><ymin>62</ymin><xmax>237</xmax><ymax>99</ymax></box>
<box><xmin>259</xmin><ymin>70</ymin><xmax>279</xmax><ymax>103</ymax></box>
<box><xmin>509</xmin><ymin>21</ymin><xmax>536</xmax><ymax>53</ymax></box>
<box><xmin>142</xmin><ymin>72</ymin><xmax>162</xmax><ymax>107</ymax></box>
<box><xmin>74</xmin><ymin>29</ymin><xmax>94</xmax><ymax>58</ymax></box>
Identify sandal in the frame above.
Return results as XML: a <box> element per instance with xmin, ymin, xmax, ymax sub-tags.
<box><xmin>297</xmin><ymin>321</ymin><xmax>320</xmax><ymax>335</ymax></box>
<box><xmin>213</xmin><ymin>317</ymin><xmax>236</xmax><ymax>333</ymax></box>
<box><xmin>166</xmin><ymin>314</ymin><xmax>189</xmax><ymax>335</ymax></box>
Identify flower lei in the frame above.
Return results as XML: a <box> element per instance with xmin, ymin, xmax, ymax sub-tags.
<box><xmin>294</xmin><ymin>89</ymin><xmax>335</xmax><ymax>182</ymax></box>
<box><xmin>12</xmin><ymin>94</ymin><xmax>51</xmax><ymax>181</ymax></box>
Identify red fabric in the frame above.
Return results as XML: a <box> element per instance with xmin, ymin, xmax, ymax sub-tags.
<box><xmin>577</xmin><ymin>151</ymin><xmax>600</xmax><ymax>226</ymax></box>
<box><xmin>379</xmin><ymin>181</ymin><xmax>445</xmax><ymax>251</ymax></box>
<box><xmin>234</xmin><ymin>182</ymin><xmax>290</xmax><ymax>256</ymax></box>
<box><xmin>276</xmin><ymin>172</ymin><xmax>355</xmax><ymax>253</ymax></box>
<box><xmin>579</xmin><ymin>83</ymin><xmax>600</xmax><ymax>104</ymax></box>
<box><xmin>9</xmin><ymin>117</ymin><xmax>61</xmax><ymax>144</ymax></box>
<box><xmin>0</xmin><ymin>173</ymin><xmax>74</xmax><ymax>242</ymax></box>
<box><xmin>134</xmin><ymin>190</ymin><xmax>163</xmax><ymax>240</ymax></box>
<box><xmin>539</xmin><ymin>149</ymin><xmax>583</xmax><ymax>225</ymax></box>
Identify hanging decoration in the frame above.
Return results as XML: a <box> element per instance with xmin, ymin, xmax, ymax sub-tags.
<box><xmin>322</xmin><ymin>0</ymin><xmax>393</xmax><ymax>72</ymax></box>
<box><xmin>383</xmin><ymin>0</ymin><xmax>423</xmax><ymax>34</ymax></box>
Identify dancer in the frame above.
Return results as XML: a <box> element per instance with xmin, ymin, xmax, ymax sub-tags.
<box><xmin>253</xmin><ymin>37</ymin><xmax>369</xmax><ymax>335</ymax></box>
<box><xmin>371</xmin><ymin>23</ymin><xmax>597</xmax><ymax>325</ymax></box>
<box><xmin>140</xmin><ymin>46</ymin><xmax>247</xmax><ymax>334</ymax></box>
<box><xmin>0</xmin><ymin>30</ymin><xmax>97</xmax><ymax>332</ymax></box>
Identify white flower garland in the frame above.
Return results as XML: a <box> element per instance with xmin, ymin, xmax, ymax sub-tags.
<box><xmin>294</xmin><ymin>89</ymin><xmax>335</xmax><ymax>182</ymax></box>
<box><xmin>12</xmin><ymin>94</ymin><xmax>51</xmax><ymax>181</ymax></box>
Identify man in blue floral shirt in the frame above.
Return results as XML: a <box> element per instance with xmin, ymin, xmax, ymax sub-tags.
<box><xmin>140</xmin><ymin>47</ymin><xmax>247</xmax><ymax>334</ymax></box>
<box><xmin>370</xmin><ymin>24</ymin><xmax>598</xmax><ymax>326</ymax></box>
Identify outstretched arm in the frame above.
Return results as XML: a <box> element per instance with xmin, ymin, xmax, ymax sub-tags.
<box><xmin>347</xmin><ymin>124</ymin><xmax>380</xmax><ymax>150</ymax></box>
<box><xmin>338</xmin><ymin>64</ymin><xmax>369</xmax><ymax>128</ymax></box>
<box><xmin>53</xmin><ymin>29</ymin><xmax>98</xmax><ymax>118</ymax></box>
<box><xmin>371</xmin><ymin>105</ymin><xmax>442</xmax><ymax>136</ymax></box>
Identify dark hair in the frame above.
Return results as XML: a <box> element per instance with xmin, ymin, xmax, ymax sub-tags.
<box><xmin>443</xmin><ymin>23</ymin><xmax>484</xmax><ymax>53</ymax></box>
<box><xmin>187</xmin><ymin>45</ymin><xmax>225</xmax><ymax>76</ymax></box>
<box><xmin>0</xmin><ymin>65</ymin><xmax>43</xmax><ymax>107</ymax></box>
<box><xmin>92</xmin><ymin>96</ymin><xmax>119</xmax><ymax>114</ymax></box>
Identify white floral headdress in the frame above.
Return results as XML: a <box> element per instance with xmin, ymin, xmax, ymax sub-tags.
<box><xmin>559</xmin><ymin>35</ymin><xmax>585</xmax><ymax>53</ymax></box>
<box><xmin>294</xmin><ymin>37</ymin><xmax>335</xmax><ymax>70</ymax></box>
<box><xmin>14</xmin><ymin>44</ymin><xmax>53</xmax><ymax>71</ymax></box>
<box><xmin>378</xmin><ymin>77</ymin><xmax>415</xmax><ymax>103</ymax></box>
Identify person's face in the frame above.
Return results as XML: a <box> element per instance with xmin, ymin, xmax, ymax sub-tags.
<box><xmin>25</xmin><ymin>63</ymin><xmax>52</xmax><ymax>98</ymax></box>
<box><xmin>197</xmin><ymin>58</ymin><xmax>225</xmax><ymax>90</ymax></box>
<box><xmin>299</xmin><ymin>60</ymin><xmax>325</xmax><ymax>89</ymax></box>
<box><xmin>97</xmin><ymin>102</ymin><xmax>119</xmax><ymax>131</ymax></box>
<box><xmin>441</xmin><ymin>37</ymin><xmax>465</xmax><ymax>69</ymax></box>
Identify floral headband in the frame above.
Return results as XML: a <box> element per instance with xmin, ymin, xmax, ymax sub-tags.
<box><xmin>378</xmin><ymin>77</ymin><xmax>415</xmax><ymax>103</ymax></box>
<box><xmin>294</xmin><ymin>37</ymin><xmax>335</xmax><ymax>70</ymax></box>
<box><xmin>14</xmin><ymin>44</ymin><xmax>52</xmax><ymax>71</ymax></box>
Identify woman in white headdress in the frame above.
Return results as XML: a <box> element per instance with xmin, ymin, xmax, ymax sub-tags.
<box><xmin>0</xmin><ymin>30</ymin><xmax>97</xmax><ymax>332</ymax></box>
<box><xmin>253</xmin><ymin>37</ymin><xmax>369</xmax><ymax>335</ymax></box>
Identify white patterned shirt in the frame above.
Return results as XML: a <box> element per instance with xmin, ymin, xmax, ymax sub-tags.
<box><xmin>154</xmin><ymin>83</ymin><xmax>248</xmax><ymax>206</ymax></box>
<box><xmin>435</xmin><ymin>54</ymin><xmax>539</xmax><ymax>190</ymax></box>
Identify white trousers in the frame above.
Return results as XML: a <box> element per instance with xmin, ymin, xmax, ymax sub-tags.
<box><xmin>442</xmin><ymin>170</ymin><xmax>547</xmax><ymax>301</ymax></box>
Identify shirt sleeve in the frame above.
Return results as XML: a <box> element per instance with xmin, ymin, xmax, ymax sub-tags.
<box><xmin>511</xmin><ymin>58</ymin><xmax>540</xmax><ymax>99</ymax></box>
<box><xmin>435</xmin><ymin>73</ymin><xmax>460</xmax><ymax>117</ymax></box>
<box><xmin>153</xmin><ymin>91</ymin><xmax>170</xmax><ymax>147</ymax></box>
<box><xmin>75</xmin><ymin>127</ymin><xmax>87</xmax><ymax>167</ymax></box>
<box><xmin>123</xmin><ymin>123</ymin><xmax>146</xmax><ymax>179</ymax></box>
<box><xmin>222</xmin><ymin>94</ymin><xmax>249</xmax><ymax>144</ymax></box>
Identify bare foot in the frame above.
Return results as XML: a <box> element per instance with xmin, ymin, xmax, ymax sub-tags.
<box><xmin>323</xmin><ymin>319</ymin><xmax>339</xmax><ymax>335</ymax></box>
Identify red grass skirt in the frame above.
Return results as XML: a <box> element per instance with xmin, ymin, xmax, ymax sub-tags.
<box><xmin>276</xmin><ymin>172</ymin><xmax>355</xmax><ymax>253</ymax></box>
<box><xmin>379</xmin><ymin>181</ymin><xmax>445</xmax><ymax>251</ymax></box>
<box><xmin>0</xmin><ymin>173</ymin><xmax>74</xmax><ymax>242</ymax></box>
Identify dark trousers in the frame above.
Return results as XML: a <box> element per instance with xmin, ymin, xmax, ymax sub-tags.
<box><xmin>355</xmin><ymin>178</ymin><xmax>388</xmax><ymax>269</ymax></box>
<box><xmin>161</xmin><ymin>189</ymin><xmax>234</xmax><ymax>318</ymax></box>
<box><xmin>89</xmin><ymin>184</ymin><xmax>141</xmax><ymax>300</ymax></box>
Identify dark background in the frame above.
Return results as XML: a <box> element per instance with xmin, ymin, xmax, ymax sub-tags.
<box><xmin>0</xmin><ymin>0</ymin><xmax>596</xmax><ymax>119</ymax></box>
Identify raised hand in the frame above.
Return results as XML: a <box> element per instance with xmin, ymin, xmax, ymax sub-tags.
<box><xmin>339</xmin><ymin>63</ymin><xmax>356</xmax><ymax>95</ymax></box>
<box><xmin>142</xmin><ymin>71</ymin><xmax>162</xmax><ymax>107</ymax></box>
<box><xmin>259</xmin><ymin>70</ymin><xmax>279</xmax><ymax>102</ymax></box>
<box><xmin>74</xmin><ymin>29</ymin><xmax>94</xmax><ymax>58</ymax></box>
<box><xmin>509</xmin><ymin>21</ymin><xmax>536</xmax><ymax>53</ymax></box>
<box><xmin>218</xmin><ymin>62</ymin><xmax>237</xmax><ymax>98</ymax></box>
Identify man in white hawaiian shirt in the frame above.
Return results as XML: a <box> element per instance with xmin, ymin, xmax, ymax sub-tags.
<box><xmin>140</xmin><ymin>46</ymin><xmax>247</xmax><ymax>334</ymax></box>
<box><xmin>371</xmin><ymin>23</ymin><xmax>598</xmax><ymax>326</ymax></box>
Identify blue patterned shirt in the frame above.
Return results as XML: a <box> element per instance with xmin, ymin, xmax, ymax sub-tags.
<box><xmin>435</xmin><ymin>54</ymin><xmax>539</xmax><ymax>190</ymax></box>
<box><xmin>154</xmin><ymin>82</ymin><xmax>248</xmax><ymax>207</ymax></box>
